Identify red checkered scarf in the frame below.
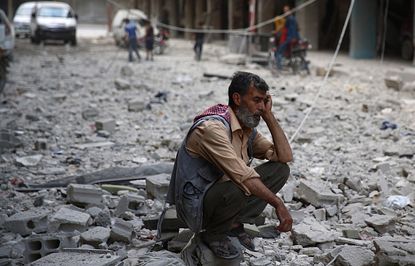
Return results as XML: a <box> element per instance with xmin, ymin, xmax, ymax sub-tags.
<box><xmin>193</xmin><ymin>104</ymin><xmax>231</xmax><ymax>123</ymax></box>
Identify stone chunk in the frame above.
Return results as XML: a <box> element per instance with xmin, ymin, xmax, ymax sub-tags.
<box><xmin>330</xmin><ymin>246</ymin><xmax>374</xmax><ymax>266</ymax></box>
<box><xmin>48</xmin><ymin>206</ymin><xmax>92</xmax><ymax>232</ymax></box>
<box><xmin>15</xmin><ymin>155</ymin><xmax>43</xmax><ymax>167</ymax></box>
<box><xmin>365</xmin><ymin>215</ymin><xmax>395</xmax><ymax>234</ymax></box>
<box><xmin>95</xmin><ymin>119</ymin><xmax>116</xmax><ymax>133</ymax></box>
<box><xmin>82</xmin><ymin>107</ymin><xmax>99</xmax><ymax>120</ymax></box>
<box><xmin>115</xmin><ymin>193</ymin><xmax>148</xmax><ymax>217</ymax></box>
<box><xmin>297</xmin><ymin>180</ymin><xmax>344</xmax><ymax>208</ymax></box>
<box><xmin>292</xmin><ymin>217</ymin><xmax>338</xmax><ymax>247</ymax></box>
<box><xmin>30</xmin><ymin>249</ymin><xmax>121</xmax><ymax>266</ymax></box>
<box><xmin>146</xmin><ymin>173</ymin><xmax>170</xmax><ymax>200</ymax></box>
<box><xmin>4</xmin><ymin>208</ymin><xmax>50</xmax><ymax>236</ymax></box>
<box><xmin>110</xmin><ymin>218</ymin><xmax>135</xmax><ymax>243</ymax></box>
<box><xmin>128</xmin><ymin>99</ymin><xmax>147</xmax><ymax>112</ymax></box>
<box><xmin>67</xmin><ymin>184</ymin><xmax>104</xmax><ymax>207</ymax></box>
<box><xmin>114</xmin><ymin>78</ymin><xmax>131</xmax><ymax>90</ymax></box>
<box><xmin>80</xmin><ymin>226</ymin><xmax>111</xmax><ymax>247</ymax></box>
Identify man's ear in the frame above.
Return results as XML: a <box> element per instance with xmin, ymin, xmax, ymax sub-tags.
<box><xmin>232</xmin><ymin>93</ymin><xmax>241</xmax><ymax>106</ymax></box>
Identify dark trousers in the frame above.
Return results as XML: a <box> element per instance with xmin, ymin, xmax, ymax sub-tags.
<box><xmin>202</xmin><ymin>161</ymin><xmax>290</xmax><ymax>241</ymax></box>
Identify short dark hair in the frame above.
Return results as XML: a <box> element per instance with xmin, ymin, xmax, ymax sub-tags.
<box><xmin>228</xmin><ymin>71</ymin><xmax>269</xmax><ymax>106</ymax></box>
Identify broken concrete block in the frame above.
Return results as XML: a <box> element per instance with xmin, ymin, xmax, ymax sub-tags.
<box><xmin>95</xmin><ymin>119</ymin><xmax>116</xmax><ymax>133</ymax></box>
<box><xmin>34</xmin><ymin>138</ymin><xmax>47</xmax><ymax>150</ymax></box>
<box><xmin>67</xmin><ymin>184</ymin><xmax>104</xmax><ymax>207</ymax></box>
<box><xmin>128</xmin><ymin>99</ymin><xmax>147</xmax><ymax>112</ymax></box>
<box><xmin>373</xmin><ymin>237</ymin><xmax>415</xmax><ymax>265</ymax></box>
<box><xmin>15</xmin><ymin>154</ymin><xmax>43</xmax><ymax>167</ymax></box>
<box><xmin>115</xmin><ymin>193</ymin><xmax>148</xmax><ymax>217</ymax></box>
<box><xmin>114</xmin><ymin>78</ymin><xmax>131</xmax><ymax>90</ymax></box>
<box><xmin>365</xmin><ymin>214</ymin><xmax>395</xmax><ymax>234</ymax></box>
<box><xmin>48</xmin><ymin>206</ymin><xmax>92</xmax><ymax>232</ymax></box>
<box><xmin>297</xmin><ymin>180</ymin><xmax>344</xmax><ymax>208</ymax></box>
<box><xmin>24</xmin><ymin>233</ymin><xmax>78</xmax><ymax>264</ymax></box>
<box><xmin>30</xmin><ymin>248</ymin><xmax>121</xmax><ymax>266</ymax></box>
<box><xmin>342</xmin><ymin>228</ymin><xmax>361</xmax><ymax>239</ymax></box>
<box><xmin>338</xmin><ymin>246</ymin><xmax>375</xmax><ymax>265</ymax></box>
<box><xmin>313</xmin><ymin>208</ymin><xmax>326</xmax><ymax>221</ymax></box>
<box><xmin>384</xmin><ymin>74</ymin><xmax>402</xmax><ymax>90</ymax></box>
<box><xmin>110</xmin><ymin>218</ymin><xmax>135</xmax><ymax>243</ymax></box>
<box><xmin>82</xmin><ymin>107</ymin><xmax>99</xmax><ymax>120</ymax></box>
<box><xmin>121</xmin><ymin>65</ymin><xmax>133</xmax><ymax>76</ymax></box>
<box><xmin>292</xmin><ymin>217</ymin><xmax>338</xmax><ymax>247</ymax></box>
<box><xmin>4</xmin><ymin>208</ymin><xmax>50</xmax><ymax>236</ymax></box>
<box><xmin>146</xmin><ymin>173</ymin><xmax>170</xmax><ymax>200</ymax></box>
<box><xmin>94</xmin><ymin>210</ymin><xmax>112</xmax><ymax>227</ymax></box>
<box><xmin>80</xmin><ymin>226</ymin><xmax>111</xmax><ymax>248</ymax></box>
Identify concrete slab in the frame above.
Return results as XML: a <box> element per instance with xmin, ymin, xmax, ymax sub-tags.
<box><xmin>31</xmin><ymin>249</ymin><xmax>121</xmax><ymax>266</ymax></box>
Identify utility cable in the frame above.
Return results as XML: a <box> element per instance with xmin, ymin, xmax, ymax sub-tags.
<box><xmin>157</xmin><ymin>0</ymin><xmax>318</xmax><ymax>35</ymax></box>
<box><xmin>289</xmin><ymin>0</ymin><xmax>356</xmax><ymax>143</ymax></box>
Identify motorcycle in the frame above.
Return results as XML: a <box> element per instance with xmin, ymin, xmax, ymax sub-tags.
<box><xmin>268</xmin><ymin>36</ymin><xmax>311</xmax><ymax>75</ymax></box>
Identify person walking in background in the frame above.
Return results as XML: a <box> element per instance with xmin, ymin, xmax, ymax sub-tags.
<box><xmin>145</xmin><ymin>21</ymin><xmax>154</xmax><ymax>61</ymax></box>
<box><xmin>194</xmin><ymin>22</ymin><xmax>205</xmax><ymax>61</ymax></box>
<box><xmin>124</xmin><ymin>18</ymin><xmax>141</xmax><ymax>62</ymax></box>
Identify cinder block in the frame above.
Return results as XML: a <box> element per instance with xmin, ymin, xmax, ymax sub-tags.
<box><xmin>48</xmin><ymin>206</ymin><xmax>92</xmax><ymax>233</ymax></box>
<box><xmin>4</xmin><ymin>208</ymin><xmax>50</xmax><ymax>236</ymax></box>
<box><xmin>34</xmin><ymin>138</ymin><xmax>48</xmax><ymax>150</ymax></box>
<box><xmin>30</xmin><ymin>248</ymin><xmax>121</xmax><ymax>266</ymax></box>
<box><xmin>110</xmin><ymin>218</ymin><xmax>135</xmax><ymax>243</ymax></box>
<box><xmin>95</xmin><ymin>119</ymin><xmax>116</xmax><ymax>133</ymax></box>
<box><xmin>297</xmin><ymin>180</ymin><xmax>344</xmax><ymax>208</ymax></box>
<box><xmin>146</xmin><ymin>173</ymin><xmax>170</xmax><ymax>200</ymax></box>
<box><xmin>67</xmin><ymin>184</ymin><xmax>104</xmax><ymax>207</ymax></box>
<box><xmin>24</xmin><ymin>233</ymin><xmax>78</xmax><ymax>264</ymax></box>
<box><xmin>115</xmin><ymin>193</ymin><xmax>148</xmax><ymax>217</ymax></box>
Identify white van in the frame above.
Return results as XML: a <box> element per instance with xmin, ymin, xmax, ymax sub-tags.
<box><xmin>30</xmin><ymin>1</ymin><xmax>77</xmax><ymax>45</ymax></box>
<box><xmin>13</xmin><ymin>2</ymin><xmax>36</xmax><ymax>38</ymax></box>
<box><xmin>112</xmin><ymin>9</ymin><xmax>148</xmax><ymax>47</ymax></box>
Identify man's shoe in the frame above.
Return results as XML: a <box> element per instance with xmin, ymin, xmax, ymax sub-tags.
<box><xmin>201</xmin><ymin>235</ymin><xmax>240</xmax><ymax>259</ymax></box>
<box><xmin>228</xmin><ymin>224</ymin><xmax>255</xmax><ymax>251</ymax></box>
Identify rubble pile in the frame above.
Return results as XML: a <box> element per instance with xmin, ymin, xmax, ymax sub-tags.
<box><xmin>0</xmin><ymin>39</ymin><xmax>414</xmax><ymax>265</ymax></box>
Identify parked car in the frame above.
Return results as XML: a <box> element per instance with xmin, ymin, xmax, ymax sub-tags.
<box><xmin>13</xmin><ymin>1</ymin><xmax>36</xmax><ymax>38</ymax></box>
<box><xmin>0</xmin><ymin>9</ymin><xmax>15</xmax><ymax>93</ymax></box>
<box><xmin>30</xmin><ymin>1</ymin><xmax>78</xmax><ymax>45</ymax></box>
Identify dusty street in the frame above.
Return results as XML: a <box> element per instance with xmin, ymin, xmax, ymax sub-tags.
<box><xmin>0</xmin><ymin>33</ymin><xmax>414</xmax><ymax>265</ymax></box>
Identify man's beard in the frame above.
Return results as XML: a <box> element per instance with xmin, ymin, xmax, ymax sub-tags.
<box><xmin>236</xmin><ymin>106</ymin><xmax>261</xmax><ymax>128</ymax></box>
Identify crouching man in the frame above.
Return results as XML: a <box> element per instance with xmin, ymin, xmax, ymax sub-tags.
<box><xmin>166</xmin><ymin>71</ymin><xmax>293</xmax><ymax>259</ymax></box>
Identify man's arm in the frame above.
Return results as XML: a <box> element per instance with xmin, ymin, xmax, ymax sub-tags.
<box><xmin>261</xmin><ymin>94</ymin><xmax>293</xmax><ymax>163</ymax></box>
<box><xmin>242</xmin><ymin>93</ymin><xmax>293</xmax><ymax>232</ymax></box>
<box><xmin>243</xmin><ymin>177</ymin><xmax>292</xmax><ymax>232</ymax></box>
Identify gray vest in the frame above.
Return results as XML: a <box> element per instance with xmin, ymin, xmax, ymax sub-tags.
<box><xmin>165</xmin><ymin>115</ymin><xmax>257</xmax><ymax>233</ymax></box>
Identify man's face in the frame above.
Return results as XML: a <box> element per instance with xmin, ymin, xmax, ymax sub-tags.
<box><xmin>235</xmin><ymin>86</ymin><xmax>267</xmax><ymax>128</ymax></box>
<box><xmin>283</xmin><ymin>5</ymin><xmax>290</xmax><ymax>13</ymax></box>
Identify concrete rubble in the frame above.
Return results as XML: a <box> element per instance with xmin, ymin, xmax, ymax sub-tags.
<box><xmin>0</xmin><ymin>36</ymin><xmax>414</xmax><ymax>265</ymax></box>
